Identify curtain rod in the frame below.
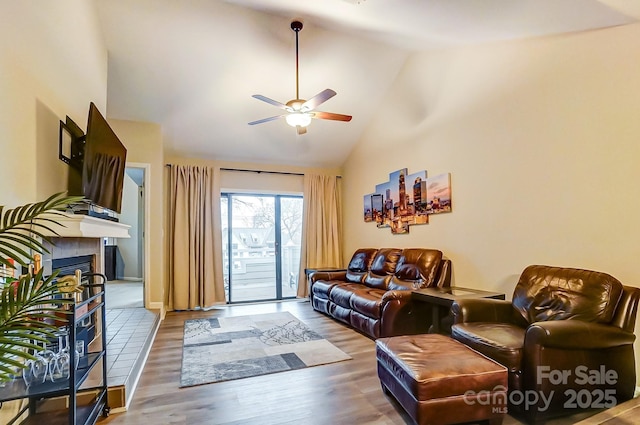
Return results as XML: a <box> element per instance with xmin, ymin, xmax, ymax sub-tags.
<box><xmin>221</xmin><ymin>167</ymin><xmax>342</xmax><ymax>178</ymax></box>
<box><xmin>165</xmin><ymin>164</ymin><xmax>341</xmax><ymax>178</ymax></box>
<box><xmin>220</xmin><ymin>167</ymin><xmax>304</xmax><ymax>176</ymax></box>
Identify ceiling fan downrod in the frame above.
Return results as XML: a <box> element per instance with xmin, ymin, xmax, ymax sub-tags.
<box><xmin>291</xmin><ymin>21</ymin><xmax>303</xmax><ymax>101</ymax></box>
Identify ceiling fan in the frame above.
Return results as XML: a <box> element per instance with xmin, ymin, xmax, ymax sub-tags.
<box><xmin>248</xmin><ymin>21</ymin><xmax>352</xmax><ymax>135</ymax></box>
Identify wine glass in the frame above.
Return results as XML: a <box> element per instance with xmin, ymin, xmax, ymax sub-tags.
<box><xmin>22</xmin><ymin>359</ymin><xmax>35</xmax><ymax>387</ymax></box>
<box><xmin>31</xmin><ymin>351</ymin><xmax>49</xmax><ymax>384</ymax></box>
<box><xmin>49</xmin><ymin>328</ymin><xmax>71</xmax><ymax>381</ymax></box>
<box><xmin>74</xmin><ymin>340</ymin><xmax>84</xmax><ymax>370</ymax></box>
<box><xmin>53</xmin><ymin>350</ymin><xmax>71</xmax><ymax>382</ymax></box>
<box><xmin>22</xmin><ymin>340</ymin><xmax>48</xmax><ymax>386</ymax></box>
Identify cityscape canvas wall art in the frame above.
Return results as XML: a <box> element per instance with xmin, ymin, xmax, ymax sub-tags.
<box><xmin>426</xmin><ymin>173</ymin><xmax>452</xmax><ymax>214</ymax></box>
<box><xmin>363</xmin><ymin>168</ymin><xmax>452</xmax><ymax>234</ymax></box>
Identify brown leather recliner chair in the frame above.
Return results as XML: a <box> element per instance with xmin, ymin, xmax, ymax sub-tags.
<box><xmin>451</xmin><ymin>265</ymin><xmax>640</xmax><ymax>423</ymax></box>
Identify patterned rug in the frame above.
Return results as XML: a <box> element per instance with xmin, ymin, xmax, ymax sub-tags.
<box><xmin>180</xmin><ymin>311</ymin><xmax>351</xmax><ymax>387</ymax></box>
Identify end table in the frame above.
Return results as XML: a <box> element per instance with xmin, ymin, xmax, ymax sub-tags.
<box><xmin>412</xmin><ymin>286</ymin><xmax>505</xmax><ymax>334</ymax></box>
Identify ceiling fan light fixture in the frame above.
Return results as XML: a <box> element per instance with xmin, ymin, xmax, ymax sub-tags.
<box><xmin>249</xmin><ymin>20</ymin><xmax>352</xmax><ymax>131</ymax></box>
<box><xmin>285</xmin><ymin>112</ymin><xmax>312</xmax><ymax>127</ymax></box>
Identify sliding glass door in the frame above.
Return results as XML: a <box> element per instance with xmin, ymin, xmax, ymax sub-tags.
<box><xmin>221</xmin><ymin>194</ymin><xmax>303</xmax><ymax>303</ymax></box>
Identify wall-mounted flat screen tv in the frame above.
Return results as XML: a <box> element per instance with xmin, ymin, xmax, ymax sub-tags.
<box><xmin>82</xmin><ymin>102</ymin><xmax>127</xmax><ymax>214</ymax></box>
<box><xmin>66</xmin><ymin>102</ymin><xmax>127</xmax><ymax>215</ymax></box>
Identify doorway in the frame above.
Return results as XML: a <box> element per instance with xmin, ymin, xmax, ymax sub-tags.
<box><xmin>221</xmin><ymin>193</ymin><xmax>303</xmax><ymax>303</ymax></box>
<box><xmin>104</xmin><ymin>164</ymin><xmax>147</xmax><ymax>309</ymax></box>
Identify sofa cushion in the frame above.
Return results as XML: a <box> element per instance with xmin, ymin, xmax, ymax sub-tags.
<box><xmin>351</xmin><ymin>311</ymin><xmax>380</xmax><ymax>338</ymax></box>
<box><xmin>347</xmin><ymin>248</ymin><xmax>378</xmax><ymax>272</ymax></box>
<box><xmin>512</xmin><ymin>265</ymin><xmax>624</xmax><ymax>325</ymax></box>
<box><xmin>451</xmin><ymin>323</ymin><xmax>526</xmax><ymax>374</ymax></box>
<box><xmin>345</xmin><ymin>248</ymin><xmax>378</xmax><ymax>283</ymax></box>
<box><xmin>388</xmin><ymin>248</ymin><xmax>444</xmax><ymax>290</ymax></box>
<box><xmin>329</xmin><ymin>284</ymin><xmax>358</xmax><ymax>309</ymax></box>
<box><xmin>364</xmin><ymin>248</ymin><xmax>402</xmax><ymax>289</ymax></box>
<box><xmin>330</xmin><ymin>304</ymin><xmax>352</xmax><ymax>325</ymax></box>
<box><xmin>350</xmin><ymin>287</ymin><xmax>387</xmax><ymax>319</ymax></box>
<box><xmin>311</xmin><ymin>280</ymin><xmax>339</xmax><ymax>300</ymax></box>
<box><xmin>312</xmin><ymin>297</ymin><xmax>331</xmax><ymax>314</ymax></box>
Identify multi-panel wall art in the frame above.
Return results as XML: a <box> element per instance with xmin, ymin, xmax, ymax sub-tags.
<box><xmin>363</xmin><ymin>168</ymin><xmax>451</xmax><ymax>234</ymax></box>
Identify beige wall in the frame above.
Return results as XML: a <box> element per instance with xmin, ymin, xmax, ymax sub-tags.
<box><xmin>110</xmin><ymin>119</ymin><xmax>164</xmax><ymax>308</ymax></box>
<box><xmin>0</xmin><ymin>1</ymin><xmax>107</xmax><ymax>207</ymax></box>
<box><xmin>219</xmin><ymin>169</ymin><xmax>303</xmax><ymax>195</ymax></box>
<box><xmin>0</xmin><ymin>2</ymin><xmax>165</xmax><ymax>306</ymax></box>
<box><xmin>344</xmin><ymin>23</ymin><xmax>640</xmax><ymax>290</ymax></box>
<box><xmin>342</xmin><ymin>23</ymin><xmax>640</xmax><ymax>379</ymax></box>
<box><xmin>0</xmin><ymin>3</ymin><xmax>107</xmax><ymax>421</ymax></box>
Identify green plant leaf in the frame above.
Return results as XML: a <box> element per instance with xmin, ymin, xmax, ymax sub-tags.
<box><xmin>0</xmin><ymin>193</ymin><xmax>85</xmax><ymax>383</ymax></box>
<box><xmin>0</xmin><ymin>192</ymin><xmax>84</xmax><ymax>265</ymax></box>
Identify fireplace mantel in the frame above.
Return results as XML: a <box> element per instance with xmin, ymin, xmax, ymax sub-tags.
<box><xmin>42</xmin><ymin>213</ymin><xmax>131</xmax><ymax>239</ymax></box>
<box><xmin>39</xmin><ymin>213</ymin><xmax>130</xmax><ymax>276</ymax></box>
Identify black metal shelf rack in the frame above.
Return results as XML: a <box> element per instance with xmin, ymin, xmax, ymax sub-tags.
<box><xmin>0</xmin><ymin>274</ymin><xmax>110</xmax><ymax>425</ymax></box>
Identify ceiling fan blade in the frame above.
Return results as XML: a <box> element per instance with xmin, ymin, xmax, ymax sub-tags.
<box><xmin>248</xmin><ymin>115</ymin><xmax>285</xmax><ymax>125</ymax></box>
<box><xmin>313</xmin><ymin>111</ymin><xmax>352</xmax><ymax>122</ymax></box>
<box><xmin>296</xmin><ymin>126</ymin><xmax>307</xmax><ymax>135</ymax></box>
<box><xmin>252</xmin><ymin>95</ymin><xmax>289</xmax><ymax>110</ymax></box>
<box><xmin>301</xmin><ymin>89</ymin><xmax>337</xmax><ymax>112</ymax></box>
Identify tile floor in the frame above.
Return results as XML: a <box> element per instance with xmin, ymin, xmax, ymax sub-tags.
<box><xmin>104</xmin><ymin>308</ymin><xmax>158</xmax><ymax>386</ymax></box>
<box><xmin>105</xmin><ymin>281</ymin><xmax>144</xmax><ymax>309</ymax></box>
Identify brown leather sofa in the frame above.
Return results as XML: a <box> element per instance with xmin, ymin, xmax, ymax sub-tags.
<box><xmin>309</xmin><ymin>248</ymin><xmax>451</xmax><ymax>338</ymax></box>
<box><xmin>451</xmin><ymin>265</ymin><xmax>640</xmax><ymax>423</ymax></box>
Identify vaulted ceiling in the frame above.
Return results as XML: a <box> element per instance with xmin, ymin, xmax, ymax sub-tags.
<box><xmin>95</xmin><ymin>0</ymin><xmax>639</xmax><ymax>168</ymax></box>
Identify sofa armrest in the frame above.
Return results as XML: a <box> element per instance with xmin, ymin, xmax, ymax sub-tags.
<box><xmin>611</xmin><ymin>285</ymin><xmax>640</xmax><ymax>333</ymax></box>
<box><xmin>434</xmin><ymin>258</ymin><xmax>452</xmax><ymax>288</ymax></box>
<box><xmin>380</xmin><ymin>290</ymin><xmax>426</xmax><ymax>336</ymax></box>
<box><xmin>309</xmin><ymin>270</ymin><xmax>347</xmax><ymax>283</ymax></box>
<box><xmin>451</xmin><ymin>298</ymin><xmax>514</xmax><ymax>324</ymax></box>
<box><xmin>525</xmin><ymin>320</ymin><xmax>636</xmax><ymax>350</ymax></box>
<box><xmin>382</xmin><ymin>289</ymin><xmax>413</xmax><ymax>302</ymax></box>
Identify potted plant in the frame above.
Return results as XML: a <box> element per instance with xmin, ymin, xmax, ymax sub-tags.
<box><xmin>0</xmin><ymin>192</ymin><xmax>82</xmax><ymax>384</ymax></box>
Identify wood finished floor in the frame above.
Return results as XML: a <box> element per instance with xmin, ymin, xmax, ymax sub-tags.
<box><xmin>97</xmin><ymin>300</ymin><xmax>604</xmax><ymax>425</ymax></box>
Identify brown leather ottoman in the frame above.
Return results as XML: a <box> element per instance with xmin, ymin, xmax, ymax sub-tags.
<box><xmin>376</xmin><ymin>334</ymin><xmax>508</xmax><ymax>425</ymax></box>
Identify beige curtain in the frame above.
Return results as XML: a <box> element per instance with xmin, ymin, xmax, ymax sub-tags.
<box><xmin>297</xmin><ymin>174</ymin><xmax>343</xmax><ymax>297</ymax></box>
<box><xmin>168</xmin><ymin>165</ymin><xmax>225</xmax><ymax>310</ymax></box>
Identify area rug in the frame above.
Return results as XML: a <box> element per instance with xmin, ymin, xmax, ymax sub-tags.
<box><xmin>180</xmin><ymin>311</ymin><xmax>351</xmax><ymax>387</ymax></box>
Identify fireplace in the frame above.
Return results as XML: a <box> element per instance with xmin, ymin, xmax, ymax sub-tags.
<box><xmin>38</xmin><ymin>213</ymin><xmax>130</xmax><ymax>277</ymax></box>
<box><xmin>35</xmin><ymin>214</ymin><xmax>131</xmax><ymax>345</ymax></box>
<box><xmin>52</xmin><ymin>254</ymin><xmax>94</xmax><ymax>277</ymax></box>
<box><xmin>41</xmin><ymin>237</ymin><xmax>102</xmax><ymax>277</ymax></box>
<box><xmin>49</xmin><ymin>252</ymin><xmax>103</xmax><ymax>354</ymax></box>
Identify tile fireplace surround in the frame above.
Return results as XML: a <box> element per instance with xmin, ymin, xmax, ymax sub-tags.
<box><xmin>40</xmin><ymin>213</ymin><xmax>131</xmax><ymax>276</ymax></box>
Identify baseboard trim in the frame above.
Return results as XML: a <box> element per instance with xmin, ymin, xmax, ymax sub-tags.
<box><xmin>109</xmin><ymin>406</ymin><xmax>127</xmax><ymax>414</ymax></box>
<box><xmin>121</xmin><ymin>277</ymin><xmax>144</xmax><ymax>282</ymax></box>
<box><xmin>147</xmin><ymin>301</ymin><xmax>166</xmax><ymax>319</ymax></box>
